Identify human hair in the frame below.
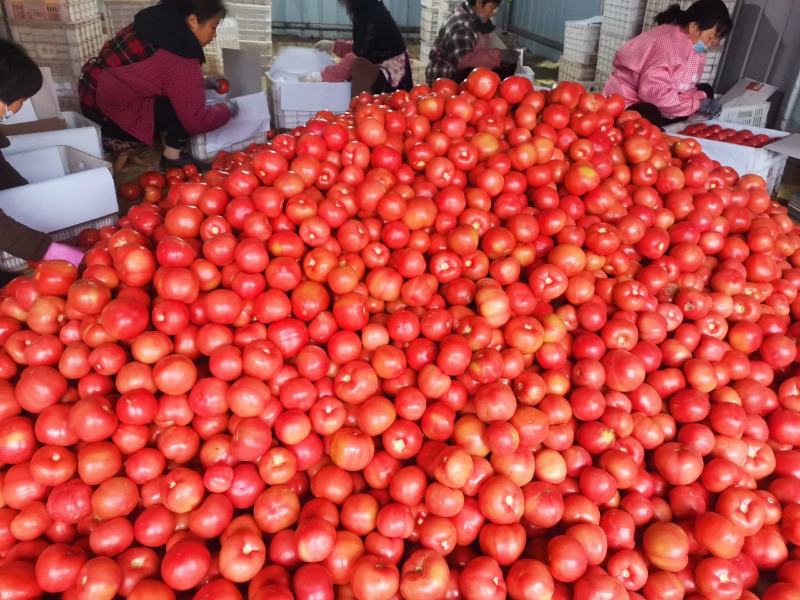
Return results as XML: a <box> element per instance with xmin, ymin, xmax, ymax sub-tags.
<box><xmin>0</xmin><ymin>40</ymin><xmax>43</xmax><ymax>105</ymax></box>
<box><xmin>160</xmin><ymin>0</ymin><xmax>226</xmax><ymax>23</ymax></box>
<box><xmin>467</xmin><ymin>0</ymin><xmax>503</xmax><ymax>6</ymax></box>
<box><xmin>655</xmin><ymin>0</ymin><xmax>733</xmax><ymax>38</ymax></box>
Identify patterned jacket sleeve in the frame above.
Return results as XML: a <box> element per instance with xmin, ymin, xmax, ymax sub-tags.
<box><xmin>447</xmin><ymin>23</ymin><xmax>479</xmax><ymax>67</ymax></box>
<box><xmin>636</xmin><ymin>47</ymin><xmax>707</xmax><ymax>118</ymax></box>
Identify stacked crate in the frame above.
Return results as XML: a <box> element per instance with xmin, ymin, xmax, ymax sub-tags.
<box><xmin>103</xmin><ymin>0</ymin><xmax>153</xmax><ymax>35</ymax></box>
<box><xmin>205</xmin><ymin>17</ymin><xmax>240</xmax><ymax>75</ymax></box>
<box><xmin>595</xmin><ymin>0</ymin><xmax>647</xmax><ymax>83</ymax></box>
<box><xmin>5</xmin><ymin>0</ymin><xmax>106</xmax><ymax>112</ymax></box>
<box><xmin>227</xmin><ymin>0</ymin><xmax>273</xmax><ymax>70</ymax></box>
<box><xmin>641</xmin><ymin>0</ymin><xmax>738</xmax><ymax>84</ymax></box>
<box><xmin>559</xmin><ymin>17</ymin><xmax>602</xmax><ymax>83</ymax></box>
<box><xmin>419</xmin><ymin>0</ymin><xmax>440</xmax><ymax>67</ymax></box>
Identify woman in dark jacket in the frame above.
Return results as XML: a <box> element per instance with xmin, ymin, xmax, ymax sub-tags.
<box><xmin>0</xmin><ymin>40</ymin><xmax>83</xmax><ymax>283</ymax></box>
<box><xmin>79</xmin><ymin>0</ymin><xmax>234</xmax><ymax>168</ymax></box>
<box><xmin>307</xmin><ymin>0</ymin><xmax>412</xmax><ymax>95</ymax></box>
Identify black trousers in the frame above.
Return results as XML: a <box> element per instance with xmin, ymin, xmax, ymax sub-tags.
<box><xmin>98</xmin><ymin>96</ymin><xmax>188</xmax><ymax>149</ymax></box>
<box><xmin>629</xmin><ymin>83</ymin><xmax>715</xmax><ymax>129</ymax></box>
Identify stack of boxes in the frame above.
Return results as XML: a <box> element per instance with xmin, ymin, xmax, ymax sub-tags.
<box><xmin>595</xmin><ymin>0</ymin><xmax>647</xmax><ymax>84</ymax></box>
<box><xmin>559</xmin><ymin>17</ymin><xmax>602</xmax><ymax>84</ymax></box>
<box><xmin>419</xmin><ymin>0</ymin><xmax>440</xmax><ymax>68</ymax></box>
<box><xmin>5</xmin><ymin>0</ymin><xmax>106</xmax><ymax>112</ymax></box>
<box><xmin>226</xmin><ymin>0</ymin><xmax>273</xmax><ymax>70</ymax></box>
<box><xmin>641</xmin><ymin>0</ymin><xmax>738</xmax><ymax>84</ymax></box>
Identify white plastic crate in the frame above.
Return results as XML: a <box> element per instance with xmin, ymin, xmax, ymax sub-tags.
<box><xmin>643</xmin><ymin>0</ymin><xmax>737</xmax><ymax>32</ymax></box>
<box><xmin>420</xmin><ymin>40</ymin><xmax>433</xmax><ymax>66</ymax></box>
<box><xmin>602</xmin><ymin>0</ymin><xmax>647</xmax><ymax>38</ymax></box>
<box><xmin>53</xmin><ymin>76</ymin><xmax>80</xmax><ymax>112</ymax></box>
<box><xmin>104</xmin><ymin>0</ymin><xmax>154</xmax><ymax>34</ymax></box>
<box><xmin>11</xmin><ymin>17</ymin><xmax>104</xmax><ymax>79</ymax></box>
<box><xmin>717</xmin><ymin>102</ymin><xmax>770</xmax><ymax>128</ymax></box>
<box><xmin>559</xmin><ymin>59</ymin><xmax>597</xmax><ymax>82</ymax></box>
<box><xmin>664</xmin><ymin>119</ymin><xmax>791</xmax><ymax>193</ymax></box>
<box><xmin>563</xmin><ymin>17</ymin><xmax>602</xmax><ymax>63</ymax></box>
<box><xmin>0</xmin><ymin>213</ymin><xmax>117</xmax><ymax>272</ymax></box>
<box><xmin>268</xmin><ymin>73</ymin><xmax>350</xmax><ymax>130</ymax></box>
<box><xmin>0</xmin><ymin>146</ymin><xmax>116</xmax><ymax>272</ymax></box>
<box><xmin>227</xmin><ymin>2</ymin><xmax>272</xmax><ymax>44</ymax></box>
<box><xmin>205</xmin><ymin>17</ymin><xmax>240</xmax><ymax>75</ymax></box>
<box><xmin>420</xmin><ymin>6</ymin><xmax>439</xmax><ymax>42</ymax></box>
<box><xmin>190</xmin><ymin>129</ymin><xmax>268</xmax><ymax>161</ymax></box>
<box><xmin>4</xmin><ymin>0</ymin><xmax>98</xmax><ymax>23</ymax></box>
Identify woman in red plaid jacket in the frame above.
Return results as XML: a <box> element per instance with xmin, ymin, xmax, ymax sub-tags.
<box><xmin>79</xmin><ymin>0</ymin><xmax>234</xmax><ymax>168</ymax></box>
<box><xmin>426</xmin><ymin>0</ymin><xmax>505</xmax><ymax>85</ymax></box>
<box><xmin>603</xmin><ymin>0</ymin><xmax>733</xmax><ymax>128</ymax></box>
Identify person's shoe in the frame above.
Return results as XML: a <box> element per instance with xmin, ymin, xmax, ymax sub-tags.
<box><xmin>160</xmin><ymin>151</ymin><xmax>211</xmax><ymax>172</ymax></box>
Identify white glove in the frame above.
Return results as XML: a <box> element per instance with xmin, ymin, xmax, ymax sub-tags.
<box><xmin>300</xmin><ymin>72</ymin><xmax>323</xmax><ymax>83</ymax></box>
<box><xmin>314</xmin><ymin>40</ymin><xmax>335</xmax><ymax>54</ymax></box>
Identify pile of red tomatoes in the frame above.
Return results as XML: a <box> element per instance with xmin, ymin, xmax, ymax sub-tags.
<box><xmin>1</xmin><ymin>68</ymin><xmax>800</xmax><ymax>600</ymax></box>
<box><xmin>678</xmin><ymin>123</ymin><xmax>779</xmax><ymax>148</ymax></box>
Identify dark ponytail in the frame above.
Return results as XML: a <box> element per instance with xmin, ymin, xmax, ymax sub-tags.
<box><xmin>160</xmin><ymin>0</ymin><xmax>226</xmax><ymax>23</ymax></box>
<box><xmin>655</xmin><ymin>0</ymin><xmax>733</xmax><ymax>38</ymax></box>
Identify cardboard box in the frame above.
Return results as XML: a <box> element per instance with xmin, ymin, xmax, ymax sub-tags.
<box><xmin>665</xmin><ymin>120</ymin><xmax>800</xmax><ymax>193</ymax></box>
<box><xmin>0</xmin><ymin>146</ymin><xmax>116</xmax><ymax>233</ymax></box>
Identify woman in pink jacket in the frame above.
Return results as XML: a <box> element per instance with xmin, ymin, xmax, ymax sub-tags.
<box><xmin>603</xmin><ymin>0</ymin><xmax>733</xmax><ymax>127</ymax></box>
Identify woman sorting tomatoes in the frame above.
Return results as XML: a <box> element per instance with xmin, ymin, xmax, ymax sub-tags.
<box><xmin>79</xmin><ymin>0</ymin><xmax>236</xmax><ymax>169</ymax></box>
<box><xmin>426</xmin><ymin>0</ymin><xmax>515</xmax><ymax>85</ymax></box>
<box><xmin>306</xmin><ymin>0</ymin><xmax>412</xmax><ymax>95</ymax></box>
<box><xmin>603</xmin><ymin>0</ymin><xmax>733</xmax><ymax>127</ymax></box>
<box><xmin>0</xmin><ymin>40</ymin><xmax>83</xmax><ymax>280</ymax></box>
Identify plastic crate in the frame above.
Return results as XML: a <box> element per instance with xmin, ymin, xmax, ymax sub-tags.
<box><xmin>717</xmin><ymin>102</ymin><xmax>770</xmax><ymax>128</ymax></box>
<box><xmin>643</xmin><ymin>0</ymin><xmax>737</xmax><ymax>31</ymax></box>
<box><xmin>267</xmin><ymin>73</ymin><xmax>350</xmax><ymax>130</ymax></box>
<box><xmin>420</xmin><ymin>5</ymin><xmax>440</xmax><ymax>43</ymax></box>
<box><xmin>559</xmin><ymin>58</ymin><xmax>597</xmax><ymax>83</ymax></box>
<box><xmin>227</xmin><ymin>2</ymin><xmax>272</xmax><ymax>44</ymax></box>
<box><xmin>52</xmin><ymin>76</ymin><xmax>80</xmax><ymax>112</ymax></box>
<box><xmin>602</xmin><ymin>0</ymin><xmax>646</xmax><ymax>39</ymax></box>
<box><xmin>205</xmin><ymin>17</ymin><xmax>240</xmax><ymax>75</ymax></box>
<box><xmin>4</xmin><ymin>0</ymin><xmax>98</xmax><ymax>23</ymax></box>
<box><xmin>664</xmin><ymin>119</ymin><xmax>789</xmax><ymax>193</ymax></box>
<box><xmin>0</xmin><ymin>213</ymin><xmax>116</xmax><ymax>272</ymax></box>
<box><xmin>104</xmin><ymin>0</ymin><xmax>154</xmax><ymax>34</ymax></box>
<box><xmin>11</xmin><ymin>17</ymin><xmax>104</xmax><ymax>78</ymax></box>
<box><xmin>190</xmin><ymin>130</ymin><xmax>268</xmax><ymax>161</ymax></box>
<box><xmin>563</xmin><ymin>17</ymin><xmax>602</xmax><ymax>63</ymax></box>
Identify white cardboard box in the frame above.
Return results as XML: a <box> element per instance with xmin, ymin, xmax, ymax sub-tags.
<box><xmin>665</xmin><ymin>119</ymin><xmax>800</xmax><ymax>193</ymax></box>
<box><xmin>1</xmin><ymin>146</ymin><xmax>117</xmax><ymax>233</ymax></box>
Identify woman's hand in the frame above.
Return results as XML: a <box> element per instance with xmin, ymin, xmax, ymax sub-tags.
<box><xmin>699</xmin><ymin>96</ymin><xmax>722</xmax><ymax>117</ymax></box>
<box><xmin>223</xmin><ymin>100</ymin><xmax>239</xmax><ymax>118</ymax></box>
<box><xmin>204</xmin><ymin>76</ymin><xmax>224</xmax><ymax>90</ymax></box>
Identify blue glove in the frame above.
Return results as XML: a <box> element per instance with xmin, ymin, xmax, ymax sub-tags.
<box><xmin>699</xmin><ymin>97</ymin><xmax>722</xmax><ymax>117</ymax></box>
